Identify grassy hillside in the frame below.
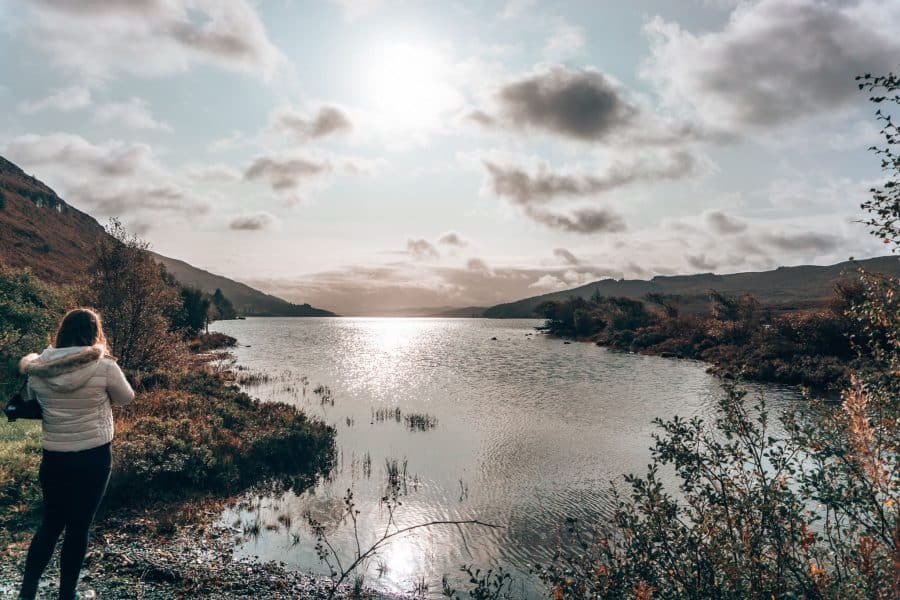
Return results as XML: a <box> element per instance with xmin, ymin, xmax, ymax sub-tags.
<box><xmin>484</xmin><ymin>256</ymin><xmax>900</xmax><ymax>318</ymax></box>
<box><xmin>0</xmin><ymin>156</ymin><xmax>106</xmax><ymax>284</ymax></box>
<box><xmin>153</xmin><ymin>253</ymin><xmax>336</xmax><ymax>317</ymax></box>
<box><xmin>0</xmin><ymin>154</ymin><xmax>334</xmax><ymax>317</ymax></box>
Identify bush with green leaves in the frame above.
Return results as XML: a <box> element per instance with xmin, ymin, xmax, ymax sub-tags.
<box><xmin>0</xmin><ymin>268</ymin><xmax>67</xmax><ymax>393</ymax></box>
<box><xmin>527</xmin><ymin>71</ymin><xmax>899</xmax><ymax>600</ymax></box>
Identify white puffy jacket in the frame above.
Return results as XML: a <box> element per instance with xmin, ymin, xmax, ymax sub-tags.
<box><xmin>19</xmin><ymin>345</ymin><xmax>135</xmax><ymax>452</ymax></box>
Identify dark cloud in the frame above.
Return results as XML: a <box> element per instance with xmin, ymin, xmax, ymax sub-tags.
<box><xmin>485</xmin><ymin>66</ymin><xmax>637</xmax><ymax>141</ymax></box>
<box><xmin>760</xmin><ymin>231</ymin><xmax>841</xmax><ymax>254</ymax></box>
<box><xmin>704</xmin><ymin>210</ymin><xmax>747</xmax><ymax>234</ymax></box>
<box><xmin>526</xmin><ymin>206</ymin><xmax>626</xmax><ymax>234</ymax></box>
<box><xmin>230</xmin><ymin>212</ymin><xmax>275</xmax><ymax>231</ymax></box>
<box><xmin>465</xmin><ymin>109</ymin><xmax>496</xmax><ymax>127</ymax></box>
<box><xmin>553</xmin><ymin>248</ymin><xmax>580</xmax><ymax>265</ymax></box>
<box><xmin>274</xmin><ymin>105</ymin><xmax>353</xmax><ymax>141</ymax></box>
<box><xmin>686</xmin><ymin>253</ymin><xmax>718</xmax><ymax>272</ymax></box>
<box><xmin>644</xmin><ymin>0</ymin><xmax>900</xmax><ymax>130</ymax></box>
<box><xmin>406</xmin><ymin>238</ymin><xmax>439</xmax><ymax>260</ymax></box>
<box><xmin>438</xmin><ymin>231</ymin><xmax>468</xmax><ymax>247</ymax></box>
<box><xmin>483</xmin><ymin>151</ymin><xmax>698</xmax><ymax>206</ymax></box>
<box><xmin>244</xmin><ymin>156</ymin><xmax>331</xmax><ymax>191</ymax></box>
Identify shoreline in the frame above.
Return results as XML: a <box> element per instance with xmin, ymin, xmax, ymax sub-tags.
<box><xmin>0</xmin><ymin>333</ymin><xmax>364</xmax><ymax>599</ymax></box>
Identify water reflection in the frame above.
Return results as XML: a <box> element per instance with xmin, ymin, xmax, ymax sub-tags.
<box><xmin>214</xmin><ymin>317</ymin><xmax>804</xmax><ymax>597</ymax></box>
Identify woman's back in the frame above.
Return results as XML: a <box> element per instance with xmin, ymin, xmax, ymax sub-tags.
<box><xmin>20</xmin><ymin>344</ymin><xmax>134</xmax><ymax>452</ymax></box>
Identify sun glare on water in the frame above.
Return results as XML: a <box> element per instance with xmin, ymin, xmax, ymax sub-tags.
<box><xmin>361</xmin><ymin>39</ymin><xmax>460</xmax><ymax>132</ymax></box>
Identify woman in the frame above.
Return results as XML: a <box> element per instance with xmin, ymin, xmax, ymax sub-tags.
<box><xmin>17</xmin><ymin>308</ymin><xmax>134</xmax><ymax>600</ymax></box>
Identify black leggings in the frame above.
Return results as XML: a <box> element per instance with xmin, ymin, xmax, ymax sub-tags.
<box><xmin>19</xmin><ymin>443</ymin><xmax>111</xmax><ymax>600</ymax></box>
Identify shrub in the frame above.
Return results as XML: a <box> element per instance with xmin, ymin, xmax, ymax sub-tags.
<box><xmin>108</xmin><ymin>370</ymin><xmax>334</xmax><ymax>505</ymax></box>
<box><xmin>81</xmin><ymin>219</ymin><xmax>184</xmax><ymax>371</ymax></box>
<box><xmin>0</xmin><ymin>268</ymin><xmax>68</xmax><ymax>392</ymax></box>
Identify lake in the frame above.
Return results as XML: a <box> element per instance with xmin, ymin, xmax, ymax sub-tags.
<box><xmin>211</xmin><ymin>317</ymin><xmax>802</xmax><ymax>597</ymax></box>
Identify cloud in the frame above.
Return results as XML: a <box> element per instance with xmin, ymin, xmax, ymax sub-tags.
<box><xmin>250</xmin><ymin>261</ymin><xmax>618</xmax><ymax>316</ymax></box>
<box><xmin>704</xmin><ymin>209</ymin><xmax>747</xmax><ymax>234</ymax></box>
<box><xmin>94</xmin><ymin>98</ymin><xmax>171</xmax><ymax>131</ymax></box>
<box><xmin>6</xmin><ymin>133</ymin><xmax>157</xmax><ymax>177</ymax></box>
<box><xmin>466</xmin><ymin>258</ymin><xmax>491</xmax><ymax>272</ymax></box>
<box><xmin>553</xmin><ymin>247</ymin><xmax>580</xmax><ymax>265</ymax></box>
<box><xmin>500</xmin><ymin>0</ymin><xmax>537</xmax><ymax>19</ymax></box>
<box><xmin>77</xmin><ymin>183</ymin><xmax>211</xmax><ymax>216</ymax></box>
<box><xmin>686</xmin><ymin>253</ymin><xmax>718</xmax><ymax>271</ymax></box>
<box><xmin>481</xmin><ymin>66</ymin><xmax>637</xmax><ymax>142</ymax></box>
<box><xmin>543</xmin><ymin>22</ymin><xmax>585</xmax><ymax>61</ymax></box>
<box><xmin>230</xmin><ymin>211</ymin><xmax>276</xmax><ymax>231</ymax></box>
<box><xmin>525</xmin><ymin>206</ymin><xmax>626</xmax><ymax>234</ymax></box>
<box><xmin>271</xmin><ymin>105</ymin><xmax>353</xmax><ymax>141</ymax></box>
<box><xmin>483</xmin><ymin>150</ymin><xmax>698</xmax><ymax>205</ymax></box>
<box><xmin>27</xmin><ymin>0</ymin><xmax>284</xmax><ymax>82</ymax></box>
<box><xmin>760</xmin><ymin>231</ymin><xmax>841</xmax><ymax>253</ymax></box>
<box><xmin>438</xmin><ymin>231</ymin><xmax>468</xmax><ymax>247</ymax></box>
<box><xmin>244</xmin><ymin>155</ymin><xmax>331</xmax><ymax>191</ymax></box>
<box><xmin>3</xmin><ymin>132</ymin><xmax>209</xmax><ymax>218</ymax></box>
<box><xmin>18</xmin><ymin>85</ymin><xmax>91</xmax><ymax>114</ymax></box>
<box><xmin>642</xmin><ymin>0</ymin><xmax>900</xmax><ymax>132</ymax></box>
<box><xmin>482</xmin><ymin>151</ymin><xmax>700</xmax><ymax>233</ymax></box>
<box><xmin>406</xmin><ymin>238</ymin><xmax>439</xmax><ymax>260</ymax></box>
<box><xmin>186</xmin><ymin>163</ymin><xmax>242</xmax><ymax>182</ymax></box>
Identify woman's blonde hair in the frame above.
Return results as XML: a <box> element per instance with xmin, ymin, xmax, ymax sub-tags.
<box><xmin>54</xmin><ymin>308</ymin><xmax>108</xmax><ymax>352</ymax></box>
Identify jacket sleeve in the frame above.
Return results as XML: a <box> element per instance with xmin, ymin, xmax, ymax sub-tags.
<box><xmin>106</xmin><ymin>360</ymin><xmax>135</xmax><ymax>406</ymax></box>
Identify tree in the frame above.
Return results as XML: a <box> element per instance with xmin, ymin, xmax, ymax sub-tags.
<box><xmin>856</xmin><ymin>72</ymin><xmax>900</xmax><ymax>251</ymax></box>
<box><xmin>210</xmin><ymin>288</ymin><xmax>237</xmax><ymax>320</ymax></box>
<box><xmin>644</xmin><ymin>292</ymin><xmax>681</xmax><ymax>318</ymax></box>
<box><xmin>531</xmin><ymin>71</ymin><xmax>900</xmax><ymax>600</ymax></box>
<box><xmin>0</xmin><ymin>269</ymin><xmax>67</xmax><ymax>393</ymax></box>
<box><xmin>173</xmin><ymin>286</ymin><xmax>211</xmax><ymax>338</ymax></box>
<box><xmin>81</xmin><ymin>220</ymin><xmax>183</xmax><ymax>371</ymax></box>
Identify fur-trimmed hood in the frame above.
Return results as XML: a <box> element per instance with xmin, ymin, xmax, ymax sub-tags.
<box><xmin>20</xmin><ymin>345</ymin><xmax>107</xmax><ymax>392</ymax></box>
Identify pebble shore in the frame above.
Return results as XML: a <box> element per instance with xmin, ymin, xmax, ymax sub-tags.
<box><xmin>1</xmin><ymin>514</ymin><xmax>369</xmax><ymax>599</ymax></box>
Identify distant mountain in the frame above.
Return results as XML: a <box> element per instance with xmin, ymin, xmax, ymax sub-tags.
<box><xmin>0</xmin><ymin>155</ymin><xmax>335</xmax><ymax>317</ymax></box>
<box><xmin>427</xmin><ymin>306</ymin><xmax>487</xmax><ymax>318</ymax></box>
<box><xmin>484</xmin><ymin>256</ymin><xmax>900</xmax><ymax>318</ymax></box>
<box><xmin>153</xmin><ymin>253</ymin><xmax>335</xmax><ymax>317</ymax></box>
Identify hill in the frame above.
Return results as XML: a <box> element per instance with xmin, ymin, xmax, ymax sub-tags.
<box><xmin>152</xmin><ymin>253</ymin><xmax>335</xmax><ymax>317</ymax></box>
<box><xmin>483</xmin><ymin>256</ymin><xmax>900</xmax><ymax>318</ymax></box>
<box><xmin>0</xmin><ymin>155</ymin><xmax>334</xmax><ymax>317</ymax></box>
<box><xmin>0</xmin><ymin>156</ymin><xmax>107</xmax><ymax>283</ymax></box>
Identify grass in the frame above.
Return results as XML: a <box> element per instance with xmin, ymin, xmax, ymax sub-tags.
<box><xmin>0</xmin><ymin>420</ymin><xmax>43</xmax><ymax>540</ymax></box>
<box><xmin>1</xmin><ymin>367</ymin><xmax>336</xmax><ymax>548</ymax></box>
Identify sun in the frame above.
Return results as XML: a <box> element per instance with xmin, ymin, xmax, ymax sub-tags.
<box><xmin>361</xmin><ymin>39</ymin><xmax>460</xmax><ymax>132</ymax></box>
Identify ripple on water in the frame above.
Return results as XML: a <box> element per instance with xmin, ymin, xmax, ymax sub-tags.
<box><xmin>214</xmin><ymin>317</ymin><xmax>801</xmax><ymax>598</ymax></box>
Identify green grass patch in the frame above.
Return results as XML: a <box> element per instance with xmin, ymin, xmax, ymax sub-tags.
<box><xmin>0</xmin><ymin>420</ymin><xmax>43</xmax><ymax>541</ymax></box>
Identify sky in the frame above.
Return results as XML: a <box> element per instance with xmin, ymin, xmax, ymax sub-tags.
<box><xmin>0</xmin><ymin>0</ymin><xmax>897</xmax><ymax>315</ymax></box>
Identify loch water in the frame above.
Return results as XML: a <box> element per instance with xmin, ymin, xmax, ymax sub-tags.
<box><xmin>212</xmin><ymin>317</ymin><xmax>803</xmax><ymax>597</ymax></box>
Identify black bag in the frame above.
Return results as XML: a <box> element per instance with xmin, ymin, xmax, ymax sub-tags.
<box><xmin>4</xmin><ymin>379</ymin><xmax>42</xmax><ymax>422</ymax></box>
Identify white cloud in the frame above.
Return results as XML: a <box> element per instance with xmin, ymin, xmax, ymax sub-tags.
<box><xmin>94</xmin><ymin>98</ymin><xmax>172</xmax><ymax>131</ymax></box>
<box><xmin>499</xmin><ymin>0</ymin><xmax>537</xmax><ymax>19</ymax></box>
<box><xmin>543</xmin><ymin>21</ymin><xmax>585</xmax><ymax>61</ymax></box>
<box><xmin>18</xmin><ymin>86</ymin><xmax>91</xmax><ymax>114</ymax></box>
<box><xmin>3</xmin><ymin>133</ymin><xmax>209</xmax><ymax>220</ymax></box>
<box><xmin>26</xmin><ymin>0</ymin><xmax>284</xmax><ymax>82</ymax></box>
